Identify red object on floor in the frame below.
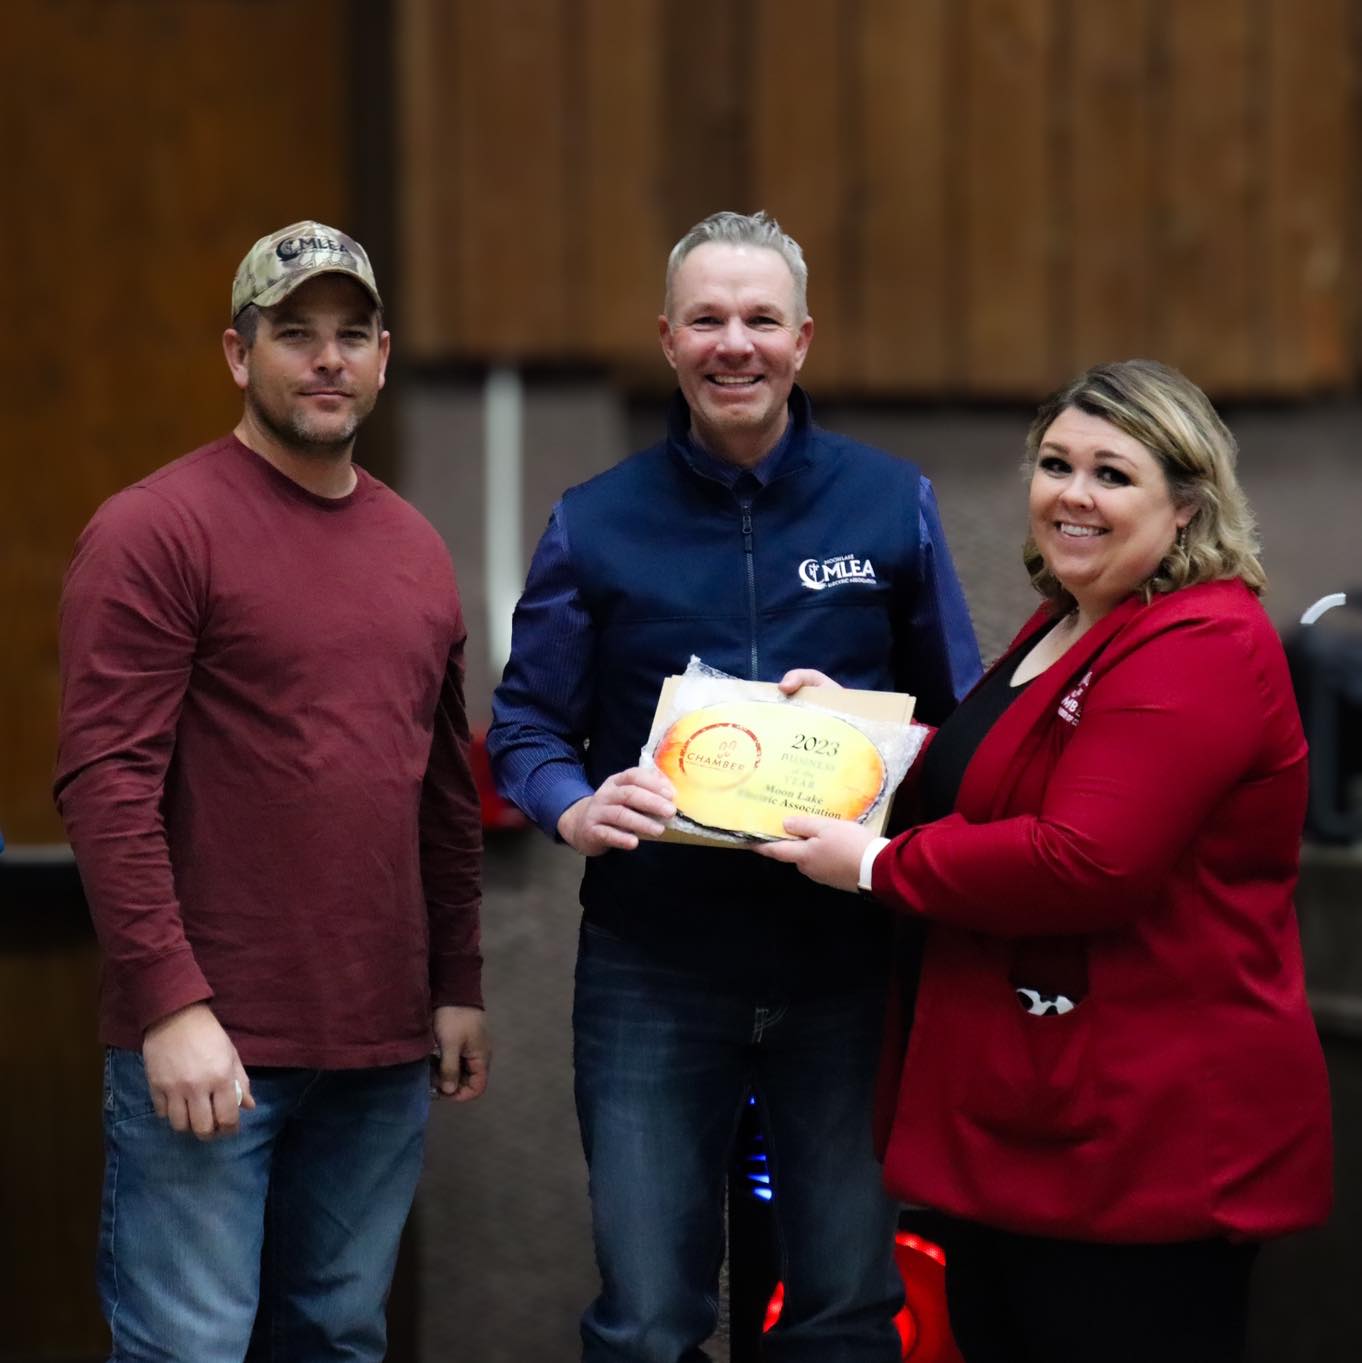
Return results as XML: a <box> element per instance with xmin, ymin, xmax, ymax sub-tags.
<box><xmin>762</xmin><ymin>1231</ymin><xmax>964</xmax><ymax>1361</ymax></box>
<box><xmin>470</xmin><ymin>732</ymin><xmax>527</xmax><ymax>831</ymax></box>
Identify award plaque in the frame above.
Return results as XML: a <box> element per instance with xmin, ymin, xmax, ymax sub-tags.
<box><xmin>653</xmin><ymin>700</ymin><xmax>888</xmax><ymax>840</ymax></box>
<box><xmin>643</xmin><ymin>666</ymin><xmax>919</xmax><ymax>848</ymax></box>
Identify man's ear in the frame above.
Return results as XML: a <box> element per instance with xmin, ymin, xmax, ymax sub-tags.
<box><xmin>658</xmin><ymin>314</ymin><xmax>679</xmax><ymax>371</ymax></box>
<box><xmin>223</xmin><ymin>329</ymin><xmax>250</xmax><ymax>392</ymax></box>
<box><xmin>376</xmin><ymin>330</ymin><xmax>392</xmax><ymax>390</ymax></box>
<box><xmin>792</xmin><ymin>315</ymin><xmax>814</xmax><ymax>373</ymax></box>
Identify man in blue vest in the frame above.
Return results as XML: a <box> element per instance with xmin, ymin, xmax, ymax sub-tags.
<box><xmin>488</xmin><ymin>210</ymin><xmax>980</xmax><ymax>1362</ymax></box>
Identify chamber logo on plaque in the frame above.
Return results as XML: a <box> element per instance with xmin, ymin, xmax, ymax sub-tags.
<box><xmin>666</xmin><ymin>719</ymin><xmax>762</xmax><ymax>790</ymax></box>
<box><xmin>653</xmin><ymin>700</ymin><xmax>887</xmax><ymax>840</ymax></box>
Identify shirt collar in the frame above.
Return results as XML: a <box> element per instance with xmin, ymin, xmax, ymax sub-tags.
<box><xmin>667</xmin><ymin>385</ymin><xmax>814</xmax><ymax>489</ymax></box>
<box><xmin>685</xmin><ymin>423</ymin><xmax>793</xmax><ymax>490</ymax></box>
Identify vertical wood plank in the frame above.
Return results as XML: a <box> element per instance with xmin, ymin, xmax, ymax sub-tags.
<box><xmin>659</xmin><ymin>0</ymin><xmax>750</xmax><ymax>241</ymax></box>
<box><xmin>1158</xmin><ymin>0</ymin><xmax>1257</xmax><ymax>393</ymax></box>
<box><xmin>459</xmin><ymin>0</ymin><xmax>571</xmax><ymax>359</ymax></box>
<box><xmin>960</xmin><ymin>0</ymin><xmax>1057</xmax><ymax>395</ymax></box>
<box><xmin>399</xmin><ymin>0</ymin><xmax>572</xmax><ymax>359</ymax></box>
<box><xmin>396</xmin><ymin>0</ymin><xmax>461</xmax><ymax>354</ymax></box>
<box><xmin>857</xmin><ymin>0</ymin><xmax>951</xmax><ymax>392</ymax></box>
<box><xmin>576</xmin><ymin>0</ymin><xmax>670</xmax><ymax>367</ymax></box>
<box><xmin>1262</xmin><ymin>0</ymin><xmax>1353</xmax><ymax>391</ymax></box>
<box><xmin>750</xmin><ymin>0</ymin><xmax>853</xmax><ymax>389</ymax></box>
<box><xmin>1068</xmin><ymin>0</ymin><xmax>1157</xmax><ymax>372</ymax></box>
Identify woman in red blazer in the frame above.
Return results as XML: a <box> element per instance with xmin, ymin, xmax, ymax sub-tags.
<box><xmin>760</xmin><ymin>360</ymin><xmax>1331</xmax><ymax>1363</ymax></box>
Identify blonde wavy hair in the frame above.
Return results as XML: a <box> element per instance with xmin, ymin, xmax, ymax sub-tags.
<box><xmin>1022</xmin><ymin>359</ymin><xmax>1266</xmax><ymax>609</ymax></box>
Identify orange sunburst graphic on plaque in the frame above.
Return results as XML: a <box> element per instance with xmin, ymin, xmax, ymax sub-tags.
<box><xmin>653</xmin><ymin>701</ymin><xmax>887</xmax><ymax>839</ymax></box>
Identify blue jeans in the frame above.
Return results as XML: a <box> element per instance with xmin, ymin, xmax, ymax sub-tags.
<box><xmin>573</xmin><ymin>924</ymin><xmax>904</xmax><ymax>1363</ymax></box>
<box><xmin>99</xmin><ymin>1048</ymin><xmax>429</xmax><ymax>1363</ymax></box>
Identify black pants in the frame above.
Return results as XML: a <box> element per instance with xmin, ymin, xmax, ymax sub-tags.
<box><xmin>910</xmin><ymin>1212</ymin><xmax>1259</xmax><ymax>1363</ymax></box>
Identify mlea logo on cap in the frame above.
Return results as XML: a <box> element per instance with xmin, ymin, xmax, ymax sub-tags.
<box><xmin>276</xmin><ymin>234</ymin><xmax>350</xmax><ymax>262</ymax></box>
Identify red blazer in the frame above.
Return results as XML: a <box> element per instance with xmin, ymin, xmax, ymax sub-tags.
<box><xmin>873</xmin><ymin>579</ymin><xmax>1332</xmax><ymax>1242</ymax></box>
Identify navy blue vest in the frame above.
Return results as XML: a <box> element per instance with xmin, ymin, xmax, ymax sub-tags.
<box><xmin>561</xmin><ymin>389</ymin><xmax>924</xmax><ymax>994</ymax></box>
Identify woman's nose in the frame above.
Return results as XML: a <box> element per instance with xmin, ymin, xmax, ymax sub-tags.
<box><xmin>1058</xmin><ymin>472</ymin><xmax>1095</xmax><ymax>505</ymax></box>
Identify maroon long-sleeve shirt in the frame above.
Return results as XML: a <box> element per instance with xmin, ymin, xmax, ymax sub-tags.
<box><xmin>55</xmin><ymin>436</ymin><xmax>482</xmax><ymax>1067</ymax></box>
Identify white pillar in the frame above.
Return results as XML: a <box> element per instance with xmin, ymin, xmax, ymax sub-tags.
<box><xmin>483</xmin><ymin>366</ymin><xmax>524</xmax><ymax>679</ymax></box>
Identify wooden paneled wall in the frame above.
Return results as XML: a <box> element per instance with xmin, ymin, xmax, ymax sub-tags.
<box><xmin>397</xmin><ymin>0</ymin><xmax>1357</xmax><ymax>398</ymax></box>
<box><xmin>7</xmin><ymin>0</ymin><xmax>1355</xmax><ymax>845</ymax></box>
<box><xmin>1</xmin><ymin>1</ymin><xmax>351</xmax><ymax>846</ymax></box>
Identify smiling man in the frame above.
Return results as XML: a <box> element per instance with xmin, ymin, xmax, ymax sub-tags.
<box><xmin>658</xmin><ymin>234</ymin><xmax>813</xmax><ymax>465</ymax></box>
<box><xmin>55</xmin><ymin>222</ymin><xmax>487</xmax><ymax>1363</ymax></box>
<box><xmin>488</xmin><ymin>210</ymin><xmax>981</xmax><ymax>1362</ymax></box>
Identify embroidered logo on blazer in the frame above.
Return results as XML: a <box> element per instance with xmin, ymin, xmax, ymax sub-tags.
<box><xmin>1057</xmin><ymin>671</ymin><xmax>1094</xmax><ymax>726</ymax></box>
<box><xmin>798</xmin><ymin>554</ymin><xmax>877</xmax><ymax>592</ymax></box>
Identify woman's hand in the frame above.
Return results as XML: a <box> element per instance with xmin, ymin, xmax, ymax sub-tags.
<box><xmin>777</xmin><ymin>668</ymin><xmax>843</xmax><ymax>695</ymax></box>
<box><xmin>754</xmin><ymin>814</ymin><xmax>876</xmax><ymax>893</ymax></box>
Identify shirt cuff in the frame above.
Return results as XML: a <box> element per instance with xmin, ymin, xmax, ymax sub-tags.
<box><xmin>121</xmin><ymin>947</ymin><xmax>215</xmax><ymax>1035</ymax></box>
<box><xmin>431</xmin><ymin>950</ymin><xmax>485</xmax><ymax>1011</ymax></box>
<box><xmin>858</xmin><ymin>837</ymin><xmax>890</xmax><ymax>893</ymax></box>
<box><xmin>526</xmin><ymin>771</ymin><xmax>596</xmax><ymax>841</ymax></box>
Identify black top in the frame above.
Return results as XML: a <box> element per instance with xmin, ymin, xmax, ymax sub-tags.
<box><xmin>887</xmin><ymin>623</ymin><xmax>1054</xmax><ymax>1024</ymax></box>
<box><xmin>917</xmin><ymin>636</ymin><xmax>1046</xmax><ymax>822</ymax></box>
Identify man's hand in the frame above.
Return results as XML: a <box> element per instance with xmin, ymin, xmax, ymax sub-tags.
<box><xmin>557</xmin><ymin>767</ymin><xmax>676</xmax><ymax>856</ymax></box>
<box><xmin>753</xmin><ymin>814</ymin><xmax>875</xmax><ymax>893</ymax></box>
<box><xmin>432</xmin><ymin>1005</ymin><xmax>491</xmax><ymax>1102</ymax></box>
<box><xmin>142</xmin><ymin>1002</ymin><xmax>254</xmax><ymax>1141</ymax></box>
<box><xmin>777</xmin><ymin>668</ymin><xmax>843</xmax><ymax>695</ymax></box>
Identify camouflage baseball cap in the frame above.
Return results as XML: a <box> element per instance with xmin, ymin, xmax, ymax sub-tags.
<box><xmin>230</xmin><ymin>220</ymin><xmax>382</xmax><ymax>318</ymax></box>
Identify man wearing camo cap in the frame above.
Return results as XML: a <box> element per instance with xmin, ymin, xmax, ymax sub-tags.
<box><xmin>56</xmin><ymin>220</ymin><xmax>488</xmax><ymax>1362</ymax></box>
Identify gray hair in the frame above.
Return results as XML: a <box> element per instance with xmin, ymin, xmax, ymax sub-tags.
<box><xmin>663</xmin><ymin>210</ymin><xmax>809</xmax><ymax>320</ymax></box>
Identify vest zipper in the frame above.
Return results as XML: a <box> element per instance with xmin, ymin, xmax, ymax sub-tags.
<box><xmin>740</xmin><ymin>497</ymin><xmax>758</xmax><ymax>677</ymax></box>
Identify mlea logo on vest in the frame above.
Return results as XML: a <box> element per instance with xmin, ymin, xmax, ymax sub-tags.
<box><xmin>798</xmin><ymin>553</ymin><xmax>877</xmax><ymax>592</ymax></box>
